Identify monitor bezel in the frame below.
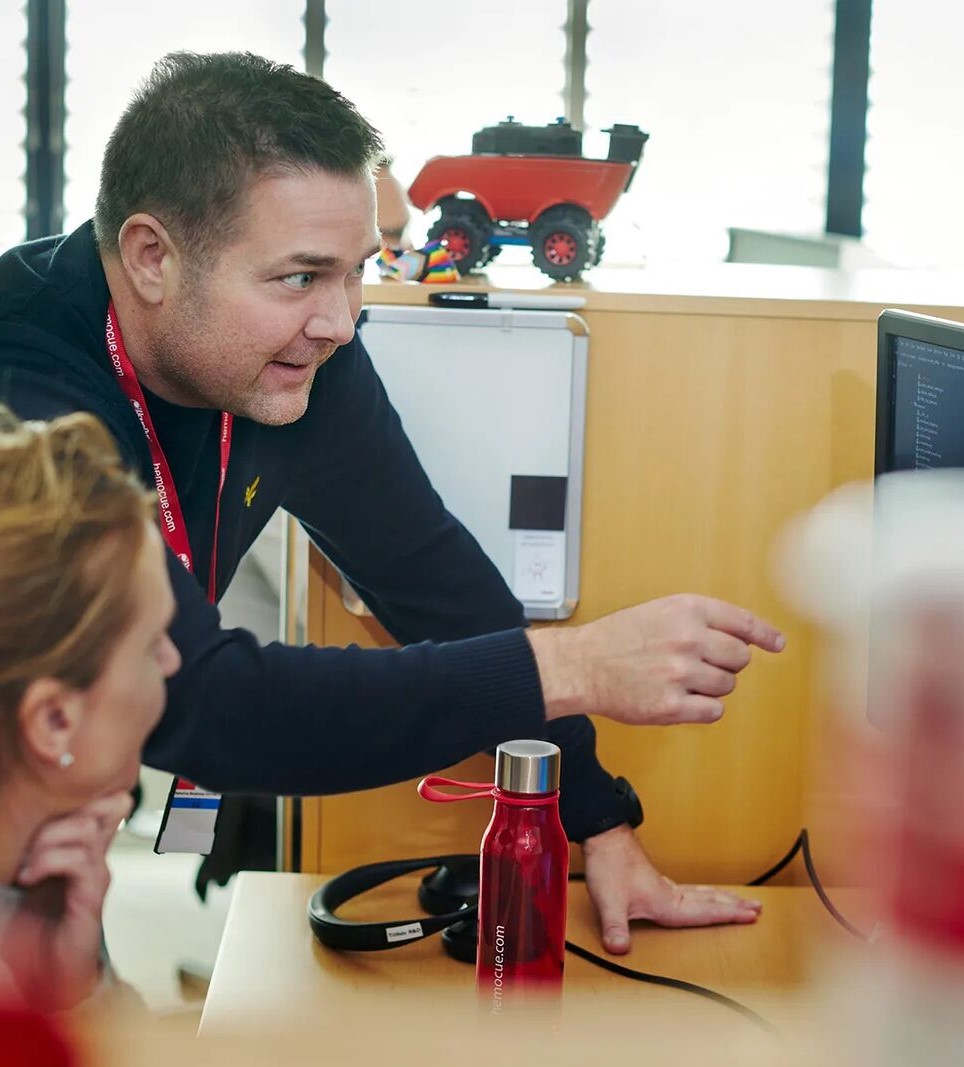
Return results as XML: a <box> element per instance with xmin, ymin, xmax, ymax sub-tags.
<box><xmin>875</xmin><ymin>308</ymin><xmax>964</xmax><ymax>477</ymax></box>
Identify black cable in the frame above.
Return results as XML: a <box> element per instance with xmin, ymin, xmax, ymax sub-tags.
<box><xmin>748</xmin><ymin>830</ymin><xmax>805</xmax><ymax>886</ymax></box>
<box><xmin>563</xmin><ymin>938</ymin><xmax>778</xmax><ymax>1033</ymax></box>
<box><xmin>749</xmin><ymin>828</ymin><xmax>869</xmax><ymax>941</ymax></box>
<box><xmin>561</xmin><ymin>871</ymin><xmax>774</xmax><ymax>1030</ymax></box>
<box><xmin>797</xmin><ymin>830</ymin><xmax>868</xmax><ymax>940</ymax></box>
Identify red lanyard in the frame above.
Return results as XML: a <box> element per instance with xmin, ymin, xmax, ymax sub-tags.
<box><xmin>105</xmin><ymin>303</ymin><xmax>232</xmax><ymax>603</ymax></box>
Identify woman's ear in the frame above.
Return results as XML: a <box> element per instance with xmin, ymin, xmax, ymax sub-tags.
<box><xmin>116</xmin><ymin>213</ymin><xmax>182</xmax><ymax>305</ymax></box>
<box><xmin>17</xmin><ymin>678</ymin><xmax>84</xmax><ymax>769</ymax></box>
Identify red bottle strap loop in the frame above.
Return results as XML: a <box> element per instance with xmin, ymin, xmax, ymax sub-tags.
<box><xmin>417</xmin><ymin>776</ymin><xmax>560</xmax><ymax>806</ymax></box>
<box><xmin>417</xmin><ymin>776</ymin><xmax>494</xmax><ymax>803</ymax></box>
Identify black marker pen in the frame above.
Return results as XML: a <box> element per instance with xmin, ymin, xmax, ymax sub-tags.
<box><xmin>428</xmin><ymin>291</ymin><xmax>587</xmax><ymax>311</ymax></box>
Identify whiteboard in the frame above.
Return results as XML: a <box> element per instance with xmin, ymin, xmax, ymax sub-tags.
<box><xmin>357</xmin><ymin>305</ymin><xmax>588</xmax><ymax>620</ymax></box>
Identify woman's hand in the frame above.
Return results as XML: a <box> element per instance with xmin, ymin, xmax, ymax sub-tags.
<box><xmin>2</xmin><ymin>792</ymin><xmax>132</xmax><ymax>1009</ymax></box>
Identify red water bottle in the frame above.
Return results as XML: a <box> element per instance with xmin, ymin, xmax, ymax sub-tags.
<box><xmin>476</xmin><ymin>739</ymin><xmax>568</xmax><ymax>1010</ymax></box>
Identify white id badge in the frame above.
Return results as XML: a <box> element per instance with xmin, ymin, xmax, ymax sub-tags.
<box><xmin>154</xmin><ymin>777</ymin><xmax>221</xmax><ymax>854</ymax></box>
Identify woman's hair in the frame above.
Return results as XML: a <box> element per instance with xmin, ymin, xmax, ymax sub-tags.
<box><xmin>0</xmin><ymin>408</ymin><xmax>155</xmax><ymax>754</ymax></box>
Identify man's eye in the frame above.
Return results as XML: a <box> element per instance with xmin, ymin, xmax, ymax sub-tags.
<box><xmin>282</xmin><ymin>272</ymin><xmax>314</xmax><ymax>289</ymax></box>
<box><xmin>350</xmin><ymin>262</ymin><xmax>366</xmax><ymax>278</ymax></box>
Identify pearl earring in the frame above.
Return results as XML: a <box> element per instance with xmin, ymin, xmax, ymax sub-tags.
<box><xmin>59</xmin><ymin>752</ymin><xmax>75</xmax><ymax>768</ymax></box>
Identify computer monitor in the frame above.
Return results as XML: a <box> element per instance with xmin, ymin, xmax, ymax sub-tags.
<box><xmin>876</xmin><ymin>308</ymin><xmax>964</xmax><ymax>475</ymax></box>
<box><xmin>870</xmin><ymin>311</ymin><xmax>964</xmax><ymax>731</ymax></box>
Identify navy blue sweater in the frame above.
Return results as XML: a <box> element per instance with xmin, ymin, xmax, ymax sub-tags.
<box><xmin>0</xmin><ymin>223</ymin><xmax>624</xmax><ymax>841</ymax></box>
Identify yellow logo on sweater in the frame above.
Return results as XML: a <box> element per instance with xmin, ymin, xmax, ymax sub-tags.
<box><xmin>244</xmin><ymin>476</ymin><xmax>260</xmax><ymax>508</ymax></box>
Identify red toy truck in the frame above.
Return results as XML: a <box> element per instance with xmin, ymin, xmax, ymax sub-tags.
<box><xmin>407</xmin><ymin>118</ymin><xmax>648</xmax><ymax>281</ymax></box>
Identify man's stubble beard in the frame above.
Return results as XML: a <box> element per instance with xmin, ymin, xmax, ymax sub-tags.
<box><xmin>154</xmin><ymin>280</ymin><xmax>321</xmax><ymax>426</ymax></box>
<box><xmin>150</xmin><ymin>281</ymin><xmax>226</xmax><ymax>411</ymax></box>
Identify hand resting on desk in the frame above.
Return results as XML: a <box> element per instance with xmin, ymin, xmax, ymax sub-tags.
<box><xmin>583</xmin><ymin>825</ymin><xmax>763</xmax><ymax>954</ymax></box>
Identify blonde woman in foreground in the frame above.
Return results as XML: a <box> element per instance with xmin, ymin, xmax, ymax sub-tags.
<box><xmin>0</xmin><ymin>408</ymin><xmax>180</xmax><ymax>1010</ymax></box>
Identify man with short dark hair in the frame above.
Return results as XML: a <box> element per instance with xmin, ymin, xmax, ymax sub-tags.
<box><xmin>0</xmin><ymin>52</ymin><xmax>783</xmax><ymax>954</ymax></box>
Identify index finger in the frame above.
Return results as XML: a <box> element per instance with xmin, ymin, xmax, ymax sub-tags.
<box><xmin>701</xmin><ymin>598</ymin><xmax>786</xmax><ymax>653</ymax></box>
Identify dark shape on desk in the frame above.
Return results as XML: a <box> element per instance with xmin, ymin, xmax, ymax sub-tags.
<box><xmin>418</xmin><ymin>856</ymin><xmax>479</xmax><ymax>915</ymax></box>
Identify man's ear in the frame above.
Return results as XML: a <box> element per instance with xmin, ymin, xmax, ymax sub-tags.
<box><xmin>116</xmin><ymin>213</ymin><xmax>182</xmax><ymax>306</ymax></box>
<box><xmin>17</xmin><ymin>678</ymin><xmax>84</xmax><ymax>769</ymax></box>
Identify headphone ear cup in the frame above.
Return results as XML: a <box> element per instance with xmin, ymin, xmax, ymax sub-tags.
<box><xmin>307</xmin><ymin>855</ymin><xmax>478</xmax><ymax>952</ymax></box>
<box><xmin>440</xmin><ymin>917</ymin><xmax>478</xmax><ymax>964</ymax></box>
<box><xmin>418</xmin><ymin>858</ymin><xmax>479</xmax><ymax>915</ymax></box>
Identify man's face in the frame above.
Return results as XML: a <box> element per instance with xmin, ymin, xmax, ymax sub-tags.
<box><xmin>154</xmin><ymin>168</ymin><xmax>381</xmax><ymax>425</ymax></box>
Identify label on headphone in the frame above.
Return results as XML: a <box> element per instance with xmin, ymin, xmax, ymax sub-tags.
<box><xmin>385</xmin><ymin>921</ymin><xmax>424</xmax><ymax>944</ymax></box>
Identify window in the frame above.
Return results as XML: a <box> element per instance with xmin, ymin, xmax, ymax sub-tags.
<box><xmin>63</xmin><ymin>0</ymin><xmax>305</xmax><ymax>232</ymax></box>
<box><xmin>863</xmin><ymin>1</ymin><xmax>964</xmax><ymax>267</ymax></box>
<box><xmin>322</xmin><ymin>0</ymin><xmax>569</xmax><ymax>250</ymax></box>
<box><xmin>26</xmin><ymin>2</ymin><xmax>852</xmax><ymax>270</ymax></box>
<box><xmin>583</xmin><ymin>0</ymin><xmax>835</xmax><ymax>264</ymax></box>
<box><xmin>0</xmin><ymin>5</ymin><xmax>27</xmax><ymax>249</ymax></box>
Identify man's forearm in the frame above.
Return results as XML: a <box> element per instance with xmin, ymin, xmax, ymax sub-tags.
<box><xmin>526</xmin><ymin>626</ymin><xmax>588</xmax><ymax>719</ymax></box>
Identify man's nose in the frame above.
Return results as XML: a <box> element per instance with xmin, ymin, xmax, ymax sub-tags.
<box><xmin>304</xmin><ymin>289</ymin><xmax>357</xmax><ymax>346</ymax></box>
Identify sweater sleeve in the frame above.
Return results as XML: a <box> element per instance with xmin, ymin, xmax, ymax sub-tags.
<box><xmin>144</xmin><ymin>554</ymin><xmax>546</xmax><ymax>795</ymax></box>
<box><xmin>149</xmin><ymin>556</ymin><xmax>625</xmax><ymax>835</ymax></box>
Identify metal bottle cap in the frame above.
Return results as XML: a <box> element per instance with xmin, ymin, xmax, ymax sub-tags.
<box><xmin>494</xmin><ymin>739</ymin><xmax>561</xmax><ymax>794</ymax></box>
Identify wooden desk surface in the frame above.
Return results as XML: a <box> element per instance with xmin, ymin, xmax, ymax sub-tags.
<box><xmin>200</xmin><ymin>872</ymin><xmax>872</xmax><ymax>1039</ymax></box>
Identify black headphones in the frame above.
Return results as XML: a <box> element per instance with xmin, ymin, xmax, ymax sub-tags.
<box><xmin>307</xmin><ymin>854</ymin><xmax>480</xmax><ymax>963</ymax></box>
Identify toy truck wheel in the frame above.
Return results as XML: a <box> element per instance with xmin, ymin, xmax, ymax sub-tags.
<box><xmin>530</xmin><ymin>208</ymin><xmax>592</xmax><ymax>280</ymax></box>
<box><xmin>427</xmin><ymin>209</ymin><xmax>490</xmax><ymax>275</ymax></box>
